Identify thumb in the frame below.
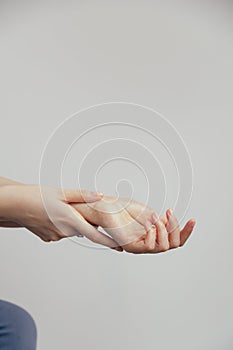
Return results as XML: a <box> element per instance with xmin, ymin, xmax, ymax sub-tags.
<box><xmin>63</xmin><ymin>189</ymin><xmax>103</xmax><ymax>203</ymax></box>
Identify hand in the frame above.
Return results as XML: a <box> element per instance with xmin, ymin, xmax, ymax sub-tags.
<box><xmin>73</xmin><ymin>197</ymin><xmax>196</xmax><ymax>254</ymax></box>
<box><xmin>136</xmin><ymin>208</ymin><xmax>196</xmax><ymax>254</ymax></box>
<box><xmin>0</xmin><ymin>184</ymin><xmax>121</xmax><ymax>249</ymax></box>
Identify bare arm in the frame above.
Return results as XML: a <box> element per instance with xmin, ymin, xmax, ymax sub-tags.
<box><xmin>0</xmin><ymin>178</ymin><xmax>121</xmax><ymax>249</ymax></box>
<box><xmin>0</xmin><ymin>177</ymin><xmax>23</xmax><ymax>186</ymax></box>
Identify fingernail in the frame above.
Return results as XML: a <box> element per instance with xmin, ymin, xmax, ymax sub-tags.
<box><xmin>168</xmin><ymin>209</ymin><xmax>173</xmax><ymax>217</ymax></box>
<box><xmin>91</xmin><ymin>191</ymin><xmax>103</xmax><ymax>198</ymax></box>
<box><xmin>96</xmin><ymin>191</ymin><xmax>104</xmax><ymax>196</ymax></box>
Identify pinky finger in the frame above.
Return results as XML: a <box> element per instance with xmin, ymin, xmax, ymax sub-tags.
<box><xmin>180</xmin><ymin>219</ymin><xmax>196</xmax><ymax>246</ymax></box>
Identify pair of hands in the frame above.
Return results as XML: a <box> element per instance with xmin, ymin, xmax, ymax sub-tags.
<box><xmin>0</xmin><ymin>183</ymin><xmax>195</xmax><ymax>254</ymax></box>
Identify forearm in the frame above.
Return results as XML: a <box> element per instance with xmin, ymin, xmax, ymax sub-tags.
<box><xmin>0</xmin><ymin>185</ymin><xmax>15</xmax><ymax>221</ymax></box>
<box><xmin>0</xmin><ymin>177</ymin><xmax>23</xmax><ymax>186</ymax></box>
<box><xmin>0</xmin><ymin>179</ymin><xmax>24</xmax><ymax>223</ymax></box>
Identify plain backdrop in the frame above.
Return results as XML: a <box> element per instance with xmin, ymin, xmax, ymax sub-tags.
<box><xmin>0</xmin><ymin>1</ymin><xmax>233</xmax><ymax>349</ymax></box>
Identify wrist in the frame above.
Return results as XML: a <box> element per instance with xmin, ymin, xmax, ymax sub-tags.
<box><xmin>0</xmin><ymin>185</ymin><xmax>22</xmax><ymax>222</ymax></box>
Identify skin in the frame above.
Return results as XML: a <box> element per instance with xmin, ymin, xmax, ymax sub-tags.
<box><xmin>0</xmin><ymin>178</ymin><xmax>196</xmax><ymax>254</ymax></box>
<box><xmin>0</xmin><ymin>181</ymin><xmax>120</xmax><ymax>249</ymax></box>
<box><xmin>72</xmin><ymin>197</ymin><xmax>196</xmax><ymax>254</ymax></box>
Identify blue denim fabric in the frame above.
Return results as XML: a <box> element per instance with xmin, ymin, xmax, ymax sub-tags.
<box><xmin>0</xmin><ymin>301</ymin><xmax>37</xmax><ymax>350</ymax></box>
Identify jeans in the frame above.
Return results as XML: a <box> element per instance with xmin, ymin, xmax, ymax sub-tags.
<box><xmin>0</xmin><ymin>300</ymin><xmax>37</xmax><ymax>350</ymax></box>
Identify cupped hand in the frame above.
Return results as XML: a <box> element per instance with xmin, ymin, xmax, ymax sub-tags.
<box><xmin>126</xmin><ymin>208</ymin><xmax>196</xmax><ymax>254</ymax></box>
<box><xmin>73</xmin><ymin>197</ymin><xmax>196</xmax><ymax>254</ymax></box>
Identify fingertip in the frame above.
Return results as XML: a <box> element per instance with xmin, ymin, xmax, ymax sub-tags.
<box><xmin>112</xmin><ymin>246</ymin><xmax>124</xmax><ymax>252</ymax></box>
<box><xmin>167</xmin><ymin>208</ymin><xmax>173</xmax><ymax>218</ymax></box>
<box><xmin>189</xmin><ymin>219</ymin><xmax>196</xmax><ymax>227</ymax></box>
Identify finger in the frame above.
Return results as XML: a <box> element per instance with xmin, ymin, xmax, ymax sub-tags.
<box><xmin>144</xmin><ymin>220</ymin><xmax>156</xmax><ymax>252</ymax></box>
<box><xmin>80</xmin><ymin>223</ymin><xmax>121</xmax><ymax>249</ymax></box>
<box><xmin>63</xmin><ymin>189</ymin><xmax>103</xmax><ymax>203</ymax></box>
<box><xmin>124</xmin><ymin>201</ymin><xmax>154</xmax><ymax>225</ymax></box>
<box><xmin>69</xmin><ymin>207</ymin><xmax>120</xmax><ymax>249</ymax></box>
<box><xmin>127</xmin><ymin>201</ymin><xmax>167</xmax><ymax>228</ymax></box>
<box><xmin>152</xmin><ymin>212</ymin><xmax>169</xmax><ymax>252</ymax></box>
<box><xmin>160</xmin><ymin>216</ymin><xmax>168</xmax><ymax>226</ymax></box>
<box><xmin>111</xmin><ymin>246</ymin><xmax>124</xmax><ymax>252</ymax></box>
<box><xmin>166</xmin><ymin>209</ymin><xmax>181</xmax><ymax>249</ymax></box>
<box><xmin>180</xmin><ymin>219</ymin><xmax>196</xmax><ymax>246</ymax></box>
<box><xmin>152</xmin><ymin>214</ymin><xmax>167</xmax><ymax>226</ymax></box>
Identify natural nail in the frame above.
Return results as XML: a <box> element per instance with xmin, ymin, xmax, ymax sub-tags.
<box><xmin>92</xmin><ymin>191</ymin><xmax>103</xmax><ymax>197</ymax></box>
<box><xmin>168</xmin><ymin>209</ymin><xmax>173</xmax><ymax>217</ymax></box>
